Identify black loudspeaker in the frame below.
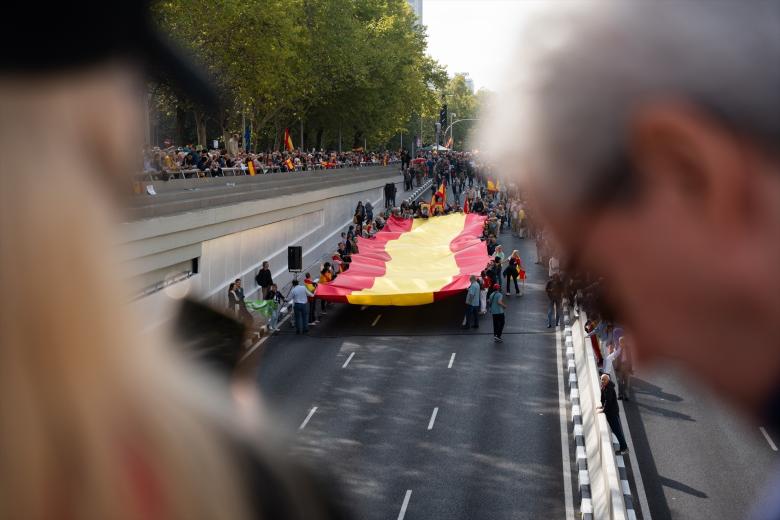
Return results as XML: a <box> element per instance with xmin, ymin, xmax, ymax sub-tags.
<box><xmin>288</xmin><ymin>246</ymin><xmax>303</xmax><ymax>272</ymax></box>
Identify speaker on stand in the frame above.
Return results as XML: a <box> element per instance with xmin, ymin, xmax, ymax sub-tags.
<box><xmin>288</xmin><ymin>246</ymin><xmax>303</xmax><ymax>282</ymax></box>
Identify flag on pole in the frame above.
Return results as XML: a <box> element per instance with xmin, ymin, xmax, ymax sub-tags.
<box><xmin>284</xmin><ymin>128</ymin><xmax>294</xmax><ymax>151</ymax></box>
<box><xmin>430</xmin><ymin>182</ymin><xmax>446</xmax><ymax>215</ymax></box>
<box><xmin>445</xmin><ymin>135</ymin><xmax>453</xmax><ymax>149</ymax></box>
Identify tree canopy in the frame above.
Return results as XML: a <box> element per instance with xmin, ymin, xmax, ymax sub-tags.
<box><xmin>150</xmin><ymin>0</ymin><xmax>484</xmax><ymax>152</ymax></box>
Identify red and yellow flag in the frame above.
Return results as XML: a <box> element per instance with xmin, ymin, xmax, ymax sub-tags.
<box><xmin>487</xmin><ymin>179</ymin><xmax>500</xmax><ymax>192</ymax></box>
<box><xmin>430</xmin><ymin>182</ymin><xmax>446</xmax><ymax>214</ymax></box>
<box><xmin>284</xmin><ymin>128</ymin><xmax>294</xmax><ymax>151</ymax></box>
<box><xmin>284</xmin><ymin>158</ymin><xmax>295</xmax><ymax>171</ymax></box>
<box><xmin>247</xmin><ymin>161</ymin><xmax>256</xmax><ymax>176</ymax></box>
<box><xmin>316</xmin><ymin>213</ymin><xmax>489</xmax><ymax>306</ymax></box>
<box><xmin>463</xmin><ymin>198</ymin><xmax>470</xmax><ymax>214</ymax></box>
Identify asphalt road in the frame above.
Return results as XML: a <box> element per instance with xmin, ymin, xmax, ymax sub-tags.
<box><xmin>625</xmin><ymin>365</ymin><xmax>777</xmax><ymax>520</ymax></box>
<box><xmin>254</xmin><ymin>232</ymin><xmax>571</xmax><ymax>519</ymax></box>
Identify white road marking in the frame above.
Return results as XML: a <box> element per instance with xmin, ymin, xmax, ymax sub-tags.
<box><xmin>760</xmin><ymin>427</ymin><xmax>778</xmax><ymax>451</ymax></box>
<box><xmin>240</xmin><ymin>306</ymin><xmax>295</xmax><ymax>362</ymax></box>
<box><xmin>618</xmin><ymin>395</ymin><xmax>653</xmax><ymax>520</ymax></box>
<box><xmin>448</xmin><ymin>352</ymin><xmax>456</xmax><ymax>368</ymax></box>
<box><xmin>342</xmin><ymin>352</ymin><xmax>356</xmax><ymax>368</ymax></box>
<box><xmin>397</xmin><ymin>490</ymin><xmax>412</xmax><ymax>520</ymax></box>
<box><xmin>554</xmin><ymin>327</ymin><xmax>576</xmax><ymax>520</ymax></box>
<box><xmin>299</xmin><ymin>406</ymin><xmax>318</xmax><ymax>430</ymax></box>
<box><xmin>427</xmin><ymin>407</ymin><xmax>439</xmax><ymax>430</ymax></box>
<box><xmin>371</xmin><ymin>314</ymin><xmax>382</xmax><ymax>327</ymax></box>
<box><xmin>361</xmin><ymin>305</ymin><xmax>367</xmax><ymax>311</ymax></box>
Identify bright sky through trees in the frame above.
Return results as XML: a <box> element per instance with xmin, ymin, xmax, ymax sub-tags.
<box><xmin>423</xmin><ymin>0</ymin><xmax>535</xmax><ymax>91</ymax></box>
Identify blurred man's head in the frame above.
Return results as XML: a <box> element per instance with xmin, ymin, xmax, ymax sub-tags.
<box><xmin>488</xmin><ymin>2</ymin><xmax>780</xmax><ymax>418</ymax></box>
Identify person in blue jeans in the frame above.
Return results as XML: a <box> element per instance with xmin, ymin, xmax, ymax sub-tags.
<box><xmin>463</xmin><ymin>275</ymin><xmax>481</xmax><ymax>329</ymax></box>
<box><xmin>264</xmin><ymin>283</ymin><xmax>284</xmax><ymax>332</ymax></box>
<box><xmin>288</xmin><ymin>279</ymin><xmax>314</xmax><ymax>334</ymax></box>
<box><xmin>545</xmin><ymin>274</ymin><xmax>564</xmax><ymax>328</ymax></box>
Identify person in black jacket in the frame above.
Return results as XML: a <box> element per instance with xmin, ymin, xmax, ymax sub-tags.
<box><xmin>255</xmin><ymin>261</ymin><xmax>273</xmax><ymax>299</ymax></box>
<box><xmin>599</xmin><ymin>374</ymin><xmax>628</xmax><ymax>454</ymax></box>
<box><xmin>545</xmin><ymin>274</ymin><xmax>564</xmax><ymax>328</ymax></box>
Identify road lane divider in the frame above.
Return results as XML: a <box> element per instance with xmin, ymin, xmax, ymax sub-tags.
<box><xmin>299</xmin><ymin>406</ymin><xmax>318</xmax><ymax>430</ymax></box>
<box><xmin>448</xmin><ymin>352</ymin><xmax>456</xmax><ymax>368</ymax></box>
<box><xmin>342</xmin><ymin>352</ymin><xmax>356</xmax><ymax>368</ymax></box>
<box><xmin>397</xmin><ymin>490</ymin><xmax>412</xmax><ymax>520</ymax></box>
<box><xmin>371</xmin><ymin>314</ymin><xmax>382</xmax><ymax>327</ymax></box>
<box><xmin>760</xmin><ymin>427</ymin><xmax>778</xmax><ymax>451</ymax></box>
<box><xmin>427</xmin><ymin>407</ymin><xmax>439</xmax><ymax>430</ymax></box>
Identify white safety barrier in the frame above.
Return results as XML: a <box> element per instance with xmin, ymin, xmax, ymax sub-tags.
<box><xmin>565</xmin><ymin>302</ymin><xmax>630</xmax><ymax>520</ymax></box>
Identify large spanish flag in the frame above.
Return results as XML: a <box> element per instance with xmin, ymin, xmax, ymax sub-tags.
<box><xmin>317</xmin><ymin>213</ymin><xmax>489</xmax><ymax>306</ymax></box>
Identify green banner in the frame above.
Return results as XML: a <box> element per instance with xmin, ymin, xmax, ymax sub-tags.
<box><xmin>246</xmin><ymin>299</ymin><xmax>278</xmax><ymax>318</ymax></box>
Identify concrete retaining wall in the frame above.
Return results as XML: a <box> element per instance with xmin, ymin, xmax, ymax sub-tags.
<box><xmin>122</xmin><ymin>169</ymin><xmax>404</xmax><ymax>330</ymax></box>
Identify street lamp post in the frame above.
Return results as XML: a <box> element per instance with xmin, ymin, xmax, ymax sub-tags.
<box><xmin>449</xmin><ymin>112</ymin><xmax>456</xmax><ymax>149</ymax></box>
<box><xmin>443</xmin><ymin>118</ymin><xmax>480</xmax><ymax>150</ymax></box>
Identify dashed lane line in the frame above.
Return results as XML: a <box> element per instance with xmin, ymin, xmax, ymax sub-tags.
<box><xmin>427</xmin><ymin>407</ymin><xmax>439</xmax><ymax>431</ymax></box>
<box><xmin>371</xmin><ymin>314</ymin><xmax>382</xmax><ymax>327</ymax></box>
<box><xmin>299</xmin><ymin>406</ymin><xmax>318</xmax><ymax>430</ymax></box>
<box><xmin>397</xmin><ymin>490</ymin><xmax>412</xmax><ymax>520</ymax></box>
<box><xmin>342</xmin><ymin>352</ymin><xmax>355</xmax><ymax>368</ymax></box>
<box><xmin>760</xmin><ymin>427</ymin><xmax>778</xmax><ymax>451</ymax></box>
<box><xmin>448</xmin><ymin>352</ymin><xmax>456</xmax><ymax>368</ymax></box>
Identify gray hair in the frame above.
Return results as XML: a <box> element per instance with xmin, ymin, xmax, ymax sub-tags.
<box><xmin>483</xmin><ymin>1</ymin><xmax>780</xmax><ymax>205</ymax></box>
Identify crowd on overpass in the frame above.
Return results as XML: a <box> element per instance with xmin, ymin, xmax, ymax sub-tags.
<box><xmin>142</xmin><ymin>142</ymin><xmax>400</xmax><ymax>180</ymax></box>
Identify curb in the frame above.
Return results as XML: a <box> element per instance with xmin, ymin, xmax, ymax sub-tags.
<box><xmin>563</xmin><ymin>301</ymin><xmax>594</xmax><ymax>519</ymax></box>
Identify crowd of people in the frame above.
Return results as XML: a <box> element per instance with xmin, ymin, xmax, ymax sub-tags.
<box><xmin>142</xmin><ymin>141</ymin><xmax>400</xmax><ymax>181</ymax></box>
<box><xmin>539</xmin><ymin>249</ymin><xmax>634</xmax><ymax>456</ymax></box>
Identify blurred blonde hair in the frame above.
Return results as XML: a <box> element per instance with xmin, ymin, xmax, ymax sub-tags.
<box><xmin>0</xmin><ymin>71</ymin><xmax>251</xmax><ymax>519</ymax></box>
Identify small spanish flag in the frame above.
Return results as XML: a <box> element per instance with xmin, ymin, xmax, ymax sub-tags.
<box><xmin>487</xmin><ymin>179</ymin><xmax>499</xmax><ymax>192</ymax></box>
<box><xmin>431</xmin><ymin>182</ymin><xmax>446</xmax><ymax>213</ymax></box>
<box><xmin>284</xmin><ymin>158</ymin><xmax>295</xmax><ymax>171</ymax></box>
<box><xmin>247</xmin><ymin>161</ymin><xmax>256</xmax><ymax>176</ymax></box>
<box><xmin>284</xmin><ymin>128</ymin><xmax>294</xmax><ymax>152</ymax></box>
<box><xmin>445</xmin><ymin>135</ymin><xmax>453</xmax><ymax>149</ymax></box>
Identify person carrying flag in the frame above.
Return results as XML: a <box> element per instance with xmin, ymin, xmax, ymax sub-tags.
<box><xmin>431</xmin><ymin>182</ymin><xmax>447</xmax><ymax>215</ymax></box>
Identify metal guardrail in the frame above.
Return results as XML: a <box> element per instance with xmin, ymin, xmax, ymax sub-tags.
<box><xmin>573</xmin><ymin>309</ymin><xmax>629</xmax><ymax>520</ymax></box>
<box><xmin>141</xmin><ymin>159</ymin><xmax>401</xmax><ymax>182</ymax></box>
<box><xmin>405</xmin><ymin>178</ymin><xmax>433</xmax><ymax>204</ymax></box>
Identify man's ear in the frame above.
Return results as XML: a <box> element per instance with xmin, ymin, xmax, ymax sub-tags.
<box><xmin>629</xmin><ymin>102</ymin><xmax>754</xmax><ymax>232</ymax></box>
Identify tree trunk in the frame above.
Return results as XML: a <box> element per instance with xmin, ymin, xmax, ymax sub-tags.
<box><xmin>316</xmin><ymin>127</ymin><xmax>324</xmax><ymax>150</ymax></box>
<box><xmin>273</xmin><ymin>120</ymin><xmax>280</xmax><ymax>152</ymax></box>
<box><xmin>353</xmin><ymin>129</ymin><xmax>363</xmax><ymax>150</ymax></box>
<box><xmin>194</xmin><ymin>110</ymin><xmax>207</xmax><ymax>148</ymax></box>
<box><xmin>175</xmin><ymin>105</ymin><xmax>187</xmax><ymax>146</ymax></box>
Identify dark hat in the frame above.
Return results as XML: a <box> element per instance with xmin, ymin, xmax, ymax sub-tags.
<box><xmin>0</xmin><ymin>1</ymin><xmax>218</xmax><ymax>109</ymax></box>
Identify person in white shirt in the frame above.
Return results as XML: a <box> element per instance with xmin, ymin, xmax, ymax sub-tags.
<box><xmin>288</xmin><ymin>279</ymin><xmax>314</xmax><ymax>334</ymax></box>
<box><xmin>601</xmin><ymin>342</ymin><xmax>622</xmax><ymax>376</ymax></box>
